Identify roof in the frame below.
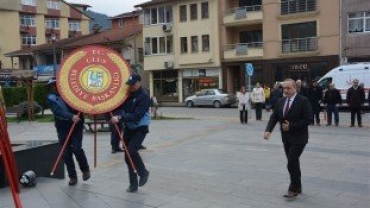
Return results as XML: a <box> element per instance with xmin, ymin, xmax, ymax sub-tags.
<box><xmin>110</xmin><ymin>11</ymin><xmax>142</xmax><ymax>20</ymax></box>
<box><xmin>135</xmin><ymin>0</ymin><xmax>177</xmax><ymax>8</ymax></box>
<box><xmin>63</xmin><ymin>1</ymin><xmax>93</xmax><ymax>19</ymax></box>
<box><xmin>70</xmin><ymin>3</ymin><xmax>92</xmax><ymax>8</ymax></box>
<box><xmin>5</xmin><ymin>25</ymin><xmax>143</xmax><ymax>57</ymax></box>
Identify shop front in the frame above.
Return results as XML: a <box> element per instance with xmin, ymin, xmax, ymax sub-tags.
<box><xmin>153</xmin><ymin>70</ymin><xmax>178</xmax><ymax>102</ymax></box>
<box><xmin>182</xmin><ymin>68</ymin><xmax>220</xmax><ymax>101</ymax></box>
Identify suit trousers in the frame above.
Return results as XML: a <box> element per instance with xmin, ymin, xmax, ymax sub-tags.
<box><xmin>239</xmin><ymin>105</ymin><xmax>248</xmax><ymax>124</ymax></box>
<box><xmin>57</xmin><ymin>125</ymin><xmax>89</xmax><ymax>178</ymax></box>
<box><xmin>350</xmin><ymin>107</ymin><xmax>362</xmax><ymax>126</ymax></box>
<box><xmin>124</xmin><ymin>128</ymin><xmax>148</xmax><ymax>187</ymax></box>
<box><xmin>283</xmin><ymin>141</ymin><xmax>306</xmax><ymax>192</ymax></box>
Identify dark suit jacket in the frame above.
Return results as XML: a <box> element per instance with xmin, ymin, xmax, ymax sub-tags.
<box><xmin>265</xmin><ymin>94</ymin><xmax>313</xmax><ymax>144</ymax></box>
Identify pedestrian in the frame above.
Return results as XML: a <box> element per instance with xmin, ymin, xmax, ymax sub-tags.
<box><xmin>296</xmin><ymin>79</ymin><xmax>308</xmax><ymax>97</ymax></box>
<box><xmin>264</xmin><ymin>78</ymin><xmax>313</xmax><ymax>198</ymax></box>
<box><xmin>251</xmin><ymin>82</ymin><xmax>265</xmax><ymax>120</ymax></box>
<box><xmin>308</xmin><ymin>79</ymin><xmax>323</xmax><ymax>126</ymax></box>
<box><xmin>346</xmin><ymin>79</ymin><xmax>365</xmax><ymax>127</ymax></box>
<box><xmin>359</xmin><ymin>82</ymin><xmax>365</xmax><ymax>115</ymax></box>
<box><xmin>270</xmin><ymin>82</ymin><xmax>283</xmax><ymax>112</ymax></box>
<box><xmin>237</xmin><ymin>86</ymin><xmax>250</xmax><ymax>124</ymax></box>
<box><xmin>264</xmin><ymin>85</ymin><xmax>271</xmax><ymax>112</ymax></box>
<box><xmin>150</xmin><ymin>95</ymin><xmax>159</xmax><ymax>119</ymax></box>
<box><xmin>111</xmin><ymin>74</ymin><xmax>150</xmax><ymax>193</ymax></box>
<box><xmin>47</xmin><ymin>77</ymin><xmax>90</xmax><ymax>186</ymax></box>
<box><xmin>323</xmin><ymin>83</ymin><xmax>342</xmax><ymax>126</ymax></box>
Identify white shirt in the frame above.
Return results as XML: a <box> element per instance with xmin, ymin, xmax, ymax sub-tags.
<box><xmin>283</xmin><ymin>93</ymin><xmax>297</xmax><ymax>116</ymax></box>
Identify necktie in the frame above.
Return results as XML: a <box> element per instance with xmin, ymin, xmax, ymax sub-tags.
<box><xmin>284</xmin><ymin>99</ymin><xmax>290</xmax><ymax>117</ymax></box>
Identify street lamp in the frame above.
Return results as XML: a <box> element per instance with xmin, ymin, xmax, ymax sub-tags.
<box><xmin>51</xmin><ymin>33</ymin><xmax>57</xmax><ymax>77</ymax></box>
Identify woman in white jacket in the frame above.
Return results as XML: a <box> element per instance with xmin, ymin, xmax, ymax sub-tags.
<box><xmin>251</xmin><ymin>82</ymin><xmax>265</xmax><ymax>120</ymax></box>
<box><xmin>237</xmin><ymin>86</ymin><xmax>250</xmax><ymax>124</ymax></box>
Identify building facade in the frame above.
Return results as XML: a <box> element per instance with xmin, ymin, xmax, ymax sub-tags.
<box><xmin>222</xmin><ymin>0</ymin><xmax>340</xmax><ymax>93</ymax></box>
<box><xmin>341</xmin><ymin>0</ymin><xmax>370</xmax><ymax>62</ymax></box>
<box><xmin>136</xmin><ymin>0</ymin><xmax>222</xmax><ymax>102</ymax></box>
<box><xmin>0</xmin><ymin>0</ymin><xmax>90</xmax><ymax>70</ymax></box>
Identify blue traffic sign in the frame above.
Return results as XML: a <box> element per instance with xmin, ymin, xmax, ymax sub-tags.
<box><xmin>245</xmin><ymin>63</ymin><xmax>254</xmax><ymax>76</ymax></box>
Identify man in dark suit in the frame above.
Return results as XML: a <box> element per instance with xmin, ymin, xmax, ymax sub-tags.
<box><xmin>264</xmin><ymin>79</ymin><xmax>313</xmax><ymax>198</ymax></box>
<box><xmin>346</xmin><ymin>79</ymin><xmax>365</xmax><ymax>127</ymax></box>
<box><xmin>308</xmin><ymin>79</ymin><xmax>323</xmax><ymax>125</ymax></box>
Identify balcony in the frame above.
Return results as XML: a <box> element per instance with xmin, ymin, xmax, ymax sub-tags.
<box><xmin>281</xmin><ymin>37</ymin><xmax>318</xmax><ymax>54</ymax></box>
<box><xmin>224</xmin><ymin>5</ymin><xmax>263</xmax><ymax>27</ymax></box>
<box><xmin>280</xmin><ymin>0</ymin><xmax>317</xmax><ymax>15</ymax></box>
<box><xmin>223</xmin><ymin>42</ymin><xmax>263</xmax><ymax>61</ymax></box>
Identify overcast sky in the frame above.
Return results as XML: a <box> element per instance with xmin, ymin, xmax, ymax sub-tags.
<box><xmin>69</xmin><ymin>0</ymin><xmax>148</xmax><ymax>16</ymax></box>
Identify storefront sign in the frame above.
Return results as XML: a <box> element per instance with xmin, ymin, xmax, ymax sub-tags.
<box><xmin>290</xmin><ymin>63</ymin><xmax>308</xmax><ymax>70</ymax></box>
<box><xmin>57</xmin><ymin>45</ymin><xmax>131</xmax><ymax>114</ymax></box>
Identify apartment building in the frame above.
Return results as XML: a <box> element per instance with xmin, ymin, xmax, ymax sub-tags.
<box><xmin>135</xmin><ymin>0</ymin><xmax>222</xmax><ymax>102</ymax></box>
<box><xmin>0</xmin><ymin>0</ymin><xmax>90</xmax><ymax>70</ymax></box>
<box><xmin>341</xmin><ymin>0</ymin><xmax>370</xmax><ymax>62</ymax></box>
<box><xmin>222</xmin><ymin>0</ymin><xmax>340</xmax><ymax>93</ymax></box>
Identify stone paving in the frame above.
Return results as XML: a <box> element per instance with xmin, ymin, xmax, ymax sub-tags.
<box><xmin>0</xmin><ymin>108</ymin><xmax>369</xmax><ymax>208</ymax></box>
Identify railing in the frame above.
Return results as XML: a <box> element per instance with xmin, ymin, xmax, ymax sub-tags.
<box><xmin>224</xmin><ymin>42</ymin><xmax>263</xmax><ymax>50</ymax></box>
<box><xmin>281</xmin><ymin>0</ymin><xmax>316</xmax><ymax>15</ymax></box>
<box><xmin>281</xmin><ymin>37</ymin><xmax>318</xmax><ymax>53</ymax></box>
<box><xmin>226</xmin><ymin>5</ymin><xmax>262</xmax><ymax>15</ymax></box>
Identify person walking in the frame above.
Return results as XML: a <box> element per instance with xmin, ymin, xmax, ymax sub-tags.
<box><xmin>270</xmin><ymin>82</ymin><xmax>283</xmax><ymax>112</ymax></box>
<box><xmin>308</xmin><ymin>79</ymin><xmax>323</xmax><ymax>125</ymax></box>
<box><xmin>264</xmin><ymin>79</ymin><xmax>313</xmax><ymax>198</ymax></box>
<box><xmin>47</xmin><ymin>77</ymin><xmax>90</xmax><ymax>186</ymax></box>
<box><xmin>111</xmin><ymin>74</ymin><xmax>151</xmax><ymax>192</ymax></box>
<box><xmin>347</xmin><ymin>79</ymin><xmax>365</xmax><ymax>127</ymax></box>
<box><xmin>237</xmin><ymin>86</ymin><xmax>250</xmax><ymax>124</ymax></box>
<box><xmin>251</xmin><ymin>82</ymin><xmax>265</xmax><ymax>120</ymax></box>
<box><xmin>150</xmin><ymin>95</ymin><xmax>159</xmax><ymax>119</ymax></box>
<box><xmin>323</xmin><ymin>83</ymin><xmax>342</xmax><ymax>126</ymax></box>
<box><xmin>264</xmin><ymin>85</ymin><xmax>271</xmax><ymax>112</ymax></box>
<box><xmin>296</xmin><ymin>80</ymin><xmax>308</xmax><ymax>97</ymax></box>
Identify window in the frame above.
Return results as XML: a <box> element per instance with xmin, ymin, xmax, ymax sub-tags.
<box><xmin>144</xmin><ymin>36</ymin><xmax>173</xmax><ymax>55</ymax></box>
<box><xmin>165</xmin><ymin>5</ymin><xmax>173</xmax><ymax>23</ymax></box>
<box><xmin>45</xmin><ymin>18</ymin><xmax>59</xmax><ymax>29</ymax></box>
<box><xmin>118</xmin><ymin>19</ymin><xmax>125</xmax><ymax>27</ymax></box>
<box><xmin>191</xmin><ymin>36</ymin><xmax>198</xmax><ymax>52</ymax></box>
<box><xmin>166</xmin><ymin>35</ymin><xmax>173</xmax><ymax>53</ymax></box>
<box><xmin>202</xmin><ymin>35</ymin><xmax>210</xmax><ymax>51</ymax></box>
<box><xmin>281</xmin><ymin>0</ymin><xmax>317</xmax><ymax>15</ymax></box>
<box><xmin>190</xmin><ymin>4</ymin><xmax>198</xmax><ymax>20</ymax></box>
<box><xmin>151</xmin><ymin>8</ymin><xmax>158</xmax><ymax>24</ymax></box>
<box><xmin>21</xmin><ymin>0</ymin><xmax>36</xmax><ymax>6</ymax></box>
<box><xmin>144</xmin><ymin>9</ymin><xmax>150</xmax><ymax>25</ymax></box>
<box><xmin>69</xmin><ymin>20</ymin><xmax>81</xmax><ymax>31</ymax></box>
<box><xmin>151</xmin><ymin>37</ymin><xmax>158</xmax><ymax>54</ymax></box>
<box><xmin>21</xmin><ymin>35</ymin><xmax>36</xmax><ymax>45</ymax></box>
<box><xmin>47</xmin><ymin>0</ymin><xmax>60</xmax><ymax>10</ymax></box>
<box><xmin>181</xmin><ymin>37</ymin><xmax>188</xmax><ymax>53</ymax></box>
<box><xmin>158</xmin><ymin>6</ymin><xmax>165</xmax><ymax>23</ymax></box>
<box><xmin>201</xmin><ymin>2</ymin><xmax>209</xmax><ymax>19</ymax></box>
<box><xmin>348</xmin><ymin>12</ymin><xmax>370</xmax><ymax>33</ymax></box>
<box><xmin>282</xmin><ymin>21</ymin><xmax>317</xmax><ymax>39</ymax></box>
<box><xmin>180</xmin><ymin>5</ymin><xmax>187</xmax><ymax>22</ymax></box>
<box><xmin>20</xmin><ymin>14</ymin><xmax>36</xmax><ymax>26</ymax></box>
<box><xmin>239</xmin><ymin>30</ymin><xmax>262</xmax><ymax>43</ymax></box>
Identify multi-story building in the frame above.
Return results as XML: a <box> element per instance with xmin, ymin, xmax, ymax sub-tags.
<box><xmin>222</xmin><ymin>0</ymin><xmax>340</xmax><ymax>93</ymax></box>
<box><xmin>341</xmin><ymin>0</ymin><xmax>370</xmax><ymax>62</ymax></box>
<box><xmin>0</xmin><ymin>0</ymin><xmax>90</xmax><ymax>70</ymax></box>
<box><xmin>135</xmin><ymin>0</ymin><xmax>222</xmax><ymax>102</ymax></box>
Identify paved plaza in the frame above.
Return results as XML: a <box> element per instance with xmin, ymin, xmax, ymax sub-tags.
<box><xmin>0</xmin><ymin>108</ymin><xmax>369</xmax><ymax>208</ymax></box>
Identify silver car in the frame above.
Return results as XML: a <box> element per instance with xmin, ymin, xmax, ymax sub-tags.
<box><xmin>185</xmin><ymin>89</ymin><xmax>237</xmax><ymax>108</ymax></box>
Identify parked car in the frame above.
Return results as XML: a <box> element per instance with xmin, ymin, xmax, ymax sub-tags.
<box><xmin>185</xmin><ymin>89</ymin><xmax>237</xmax><ymax>108</ymax></box>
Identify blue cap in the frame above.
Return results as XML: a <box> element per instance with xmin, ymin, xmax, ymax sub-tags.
<box><xmin>46</xmin><ymin>77</ymin><xmax>57</xmax><ymax>86</ymax></box>
<box><xmin>125</xmin><ymin>74</ymin><xmax>141</xmax><ymax>86</ymax></box>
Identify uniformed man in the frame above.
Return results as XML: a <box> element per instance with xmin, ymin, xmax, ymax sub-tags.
<box><xmin>47</xmin><ymin>77</ymin><xmax>90</xmax><ymax>185</ymax></box>
<box><xmin>111</xmin><ymin>74</ymin><xmax>150</xmax><ymax>192</ymax></box>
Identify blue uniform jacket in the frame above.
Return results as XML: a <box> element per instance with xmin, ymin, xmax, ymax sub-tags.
<box><xmin>118</xmin><ymin>87</ymin><xmax>151</xmax><ymax>131</ymax></box>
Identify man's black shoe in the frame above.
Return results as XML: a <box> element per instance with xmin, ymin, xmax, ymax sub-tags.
<box><xmin>139</xmin><ymin>171</ymin><xmax>149</xmax><ymax>187</ymax></box>
<box><xmin>82</xmin><ymin>170</ymin><xmax>90</xmax><ymax>181</ymax></box>
<box><xmin>359</xmin><ymin>125</ymin><xmax>363</xmax><ymax>127</ymax></box>
<box><xmin>326</xmin><ymin>124</ymin><xmax>331</xmax><ymax>126</ymax></box>
<box><xmin>126</xmin><ymin>186</ymin><xmax>138</xmax><ymax>193</ymax></box>
<box><xmin>350</xmin><ymin>125</ymin><xmax>354</xmax><ymax>127</ymax></box>
<box><xmin>139</xmin><ymin>145</ymin><xmax>146</xmax><ymax>150</ymax></box>
<box><xmin>283</xmin><ymin>190</ymin><xmax>298</xmax><ymax>198</ymax></box>
<box><xmin>111</xmin><ymin>148</ymin><xmax>124</xmax><ymax>154</ymax></box>
<box><xmin>68</xmin><ymin>177</ymin><xmax>78</xmax><ymax>186</ymax></box>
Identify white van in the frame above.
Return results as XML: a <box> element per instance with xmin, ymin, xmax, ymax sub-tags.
<box><xmin>318</xmin><ymin>63</ymin><xmax>369</xmax><ymax>105</ymax></box>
